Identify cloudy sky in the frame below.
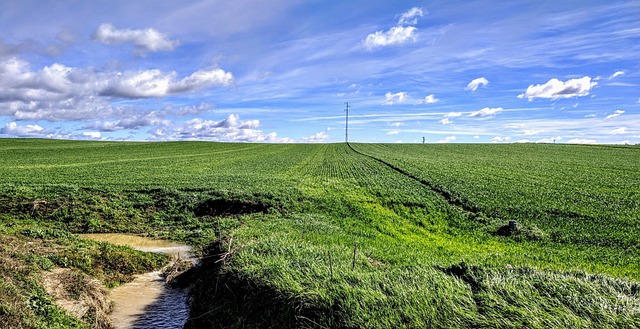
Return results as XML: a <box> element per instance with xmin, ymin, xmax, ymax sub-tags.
<box><xmin>1</xmin><ymin>0</ymin><xmax>639</xmax><ymax>144</ymax></box>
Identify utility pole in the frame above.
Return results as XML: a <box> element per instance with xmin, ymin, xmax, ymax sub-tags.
<box><xmin>344</xmin><ymin>102</ymin><xmax>350</xmax><ymax>143</ymax></box>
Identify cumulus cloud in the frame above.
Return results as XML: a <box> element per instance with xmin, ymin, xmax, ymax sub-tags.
<box><xmin>169</xmin><ymin>69</ymin><xmax>235</xmax><ymax>93</ymax></box>
<box><xmin>389</xmin><ymin>122</ymin><xmax>405</xmax><ymax>127</ymax></box>
<box><xmin>469</xmin><ymin>107</ymin><xmax>502</xmax><ymax>117</ymax></box>
<box><xmin>585</xmin><ymin>113</ymin><xmax>596</xmax><ymax>118</ymax></box>
<box><xmin>466</xmin><ymin>77</ymin><xmax>488</xmax><ymax>91</ymax></box>
<box><xmin>387</xmin><ymin>130</ymin><xmax>400</xmax><ymax>135</ymax></box>
<box><xmin>93</xmin><ymin>23</ymin><xmax>179</xmax><ymax>53</ymax></box>
<box><xmin>605</xmin><ymin>110</ymin><xmax>624</xmax><ymax>120</ymax></box>
<box><xmin>364</xmin><ymin>7</ymin><xmax>423</xmax><ymax>49</ymax></box>
<box><xmin>436</xmin><ymin>135</ymin><xmax>456</xmax><ymax>143</ymax></box>
<box><xmin>440</xmin><ymin>118</ymin><xmax>451</xmax><ymax>125</ymax></box>
<box><xmin>566</xmin><ymin>138</ymin><xmax>596</xmax><ymax>144</ymax></box>
<box><xmin>101</xmin><ymin>68</ymin><xmax>234</xmax><ymax>98</ymax></box>
<box><xmin>422</xmin><ymin>94</ymin><xmax>439</xmax><ymax>104</ymax></box>
<box><xmin>610</xmin><ymin>127</ymin><xmax>627</xmax><ymax>134</ymax></box>
<box><xmin>609</xmin><ymin>71</ymin><xmax>624</xmax><ymax>79</ymax></box>
<box><xmin>383</xmin><ymin>92</ymin><xmax>407</xmax><ymax>105</ymax></box>
<box><xmin>0</xmin><ymin>121</ymin><xmax>47</xmax><ymax>137</ymax></box>
<box><xmin>0</xmin><ymin>56</ymin><xmax>234</xmax><ymax>122</ymax></box>
<box><xmin>301</xmin><ymin>132</ymin><xmax>330</xmax><ymax>143</ymax></box>
<box><xmin>491</xmin><ymin>136</ymin><xmax>511</xmax><ymax>143</ymax></box>
<box><xmin>364</xmin><ymin>26</ymin><xmax>418</xmax><ymax>49</ymax></box>
<box><xmin>518</xmin><ymin>76</ymin><xmax>597</xmax><ymax>100</ymax></box>
<box><xmin>82</xmin><ymin>131</ymin><xmax>101</xmax><ymax>139</ymax></box>
<box><xmin>156</xmin><ymin>114</ymin><xmax>287</xmax><ymax>142</ymax></box>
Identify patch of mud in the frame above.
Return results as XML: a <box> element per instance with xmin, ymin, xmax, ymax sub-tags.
<box><xmin>42</xmin><ymin>268</ymin><xmax>112</xmax><ymax>328</ymax></box>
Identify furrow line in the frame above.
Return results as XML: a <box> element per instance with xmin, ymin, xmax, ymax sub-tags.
<box><xmin>347</xmin><ymin>143</ymin><xmax>485</xmax><ymax>216</ymax></box>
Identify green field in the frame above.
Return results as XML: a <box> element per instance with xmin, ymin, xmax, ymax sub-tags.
<box><xmin>1</xmin><ymin>139</ymin><xmax>639</xmax><ymax>328</ymax></box>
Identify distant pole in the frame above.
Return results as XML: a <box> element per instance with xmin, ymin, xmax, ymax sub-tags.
<box><xmin>422</xmin><ymin>137</ymin><xmax>425</xmax><ymax>144</ymax></box>
<box><xmin>344</xmin><ymin>102</ymin><xmax>350</xmax><ymax>143</ymax></box>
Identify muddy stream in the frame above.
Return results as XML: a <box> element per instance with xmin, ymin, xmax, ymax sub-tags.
<box><xmin>80</xmin><ymin>234</ymin><xmax>193</xmax><ymax>329</ymax></box>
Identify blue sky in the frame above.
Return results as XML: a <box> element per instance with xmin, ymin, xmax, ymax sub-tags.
<box><xmin>1</xmin><ymin>0</ymin><xmax>639</xmax><ymax>144</ymax></box>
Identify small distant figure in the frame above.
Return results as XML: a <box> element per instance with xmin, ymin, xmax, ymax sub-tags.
<box><xmin>422</xmin><ymin>137</ymin><xmax>425</xmax><ymax>144</ymax></box>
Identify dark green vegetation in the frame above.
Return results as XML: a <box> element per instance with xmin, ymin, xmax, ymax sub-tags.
<box><xmin>0</xmin><ymin>139</ymin><xmax>638</xmax><ymax>328</ymax></box>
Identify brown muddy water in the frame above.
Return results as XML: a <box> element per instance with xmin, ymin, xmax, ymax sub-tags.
<box><xmin>80</xmin><ymin>234</ymin><xmax>192</xmax><ymax>329</ymax></box>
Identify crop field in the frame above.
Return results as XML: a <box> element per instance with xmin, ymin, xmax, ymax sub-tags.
<box><xmin>0</xmin><ymin>139</ymin><xmax>639</xmax><ymax>328</ymax></box>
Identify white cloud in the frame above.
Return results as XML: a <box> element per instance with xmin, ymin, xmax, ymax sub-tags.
<box><xmin>469</xmin><ymin>107</ymin><xmax>503</xmax><ymax>117</ymax></box>
<box><xmin>466</xmin><ymin>77</ymin><xmax>489</xmax><ymax>91</ymax></box>
<box><xmin>609</xmin><ymin>71</ymin><xmax>624</xmax><ymax>79</ymax></box>
<box><xmin>0</xmin><ymin>121</ymin><xmax>47</xmax><ymax>137</ymax></box>
<box><xmin>605</xmin><ymin>110</ymin><xmax>624</xmax><ymax>120</ymax></box>
<box><xmin>518</xmin><ymin>76</ymin><xmax>597</xmax><ymax>100</ymax></box>
<box><xmin>383</xmin><ymin>92</ymin><xmax>407</xmax><ymax>105</ymax></box>
<box><xmin>169</xmin><ymin>69</ymin><xmax>235</xmax><ymax>93</ymax></box>
<box><xmin>440</xmin><ymin>118</ymin><xmax>451</xmax><ymax>125</ymax></box>
<box><xmin>491</xmin><ymin>136</ymin><xmax>511</xmax><ymax>143</ymax></box>
<box><xmin>585</xmin><ymin>113</ymin><xmax>596</xmax><ymax>118</ymax></box>
<box><xmin>398</xmin><ymin>7</ymin><xmax>425</xmax><ymax>25</ymax></box>
<box><xmin>386</xmin><ymin>130</ymin><xmax>400</xmax><ymax>135</ymax></box>
<box><xmin>390</xmin><ymin>122</ymin><xmax>405</xmax><ymax>127</ymax></box>
<box><xmin>444</xmin><ymin>112</ymin><xmax>462</xmax><ymax>118</ymax></box>
<box><xmin>364</xmin><ymin>26</ymin><xmax>418</xmax><ymax>49</ymax></box>
<box><xmin>157</xmin><ymin>114</ymin><xmax>288</xmax><ymax>142</ymax></box>
<box><xmin>101</xmin><ymin>68</ymin><xmax>233</xmax><ymax>98</ymax></box>
<box><xmin>566</xmin><ymin>138</ymin><xmax>597</xmax><ymax>144</ymax></box>
<box><xmin>473</xmin><ymin>135</ymin><xmax>480</xmax><ymax>139</ymax></box>
<box><xmin>93</xmin><ymin>23</ymin><xmax>179</xmax><ymax>53</ymax></box>
<box><xmin>610</xmin><ymin>127</ymin><xmax>627</xmax><ymax>134</ymax></box>
<box><xmin>537</xmin><ymin>137</ymin><xmax>561</xmax><ymax>143</ymax></box>
<box><xmin>82</xmin><ymin>131</ymin><xmax>101</xmax><ymax>139</ymax></box>
<box><xmin>0</xmin><ymin>56</ymin><xmax>233</xmax><ymax>122</ymax></box>
<box><xmin>364</xmin><ymin>7</ymin><xmax>424</xmax><ymax>49</ymax></box>
<box><xmin>436</xmin><ymin>135</ymin><xmax>456</xmax><ymax>143</ymax></box>
<box><xmin>422</xmin><ymin>94</ymin><xmax>439</xmax><ymax>104</ymax></box>
<box><xmin>301</xmin><ymin>131</ymin><xmax>330</xmax><ymax>143</ymax></box>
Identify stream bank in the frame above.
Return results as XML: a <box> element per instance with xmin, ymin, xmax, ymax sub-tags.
<box><xmin>80</xmin><ymin>234</ymin><xmax>193</xmax><ymax>329</ymax></box>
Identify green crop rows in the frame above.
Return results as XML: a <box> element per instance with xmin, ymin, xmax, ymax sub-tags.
<box><xmin>0</xmin><ymin>139</ymin><xmax>639</xmax><ymax>328</ymax></box>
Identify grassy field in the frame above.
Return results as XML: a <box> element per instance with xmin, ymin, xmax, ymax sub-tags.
<box><xmin>0</xmin><ymin>139</ymin><xmax>638</xmax><ymax>328</ymax></box>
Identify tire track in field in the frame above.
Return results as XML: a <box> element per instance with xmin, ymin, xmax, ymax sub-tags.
<box><xmin>347</xmin><ymin>143</ymin><xmax>483</xmax><ymax>215</ymax></box>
